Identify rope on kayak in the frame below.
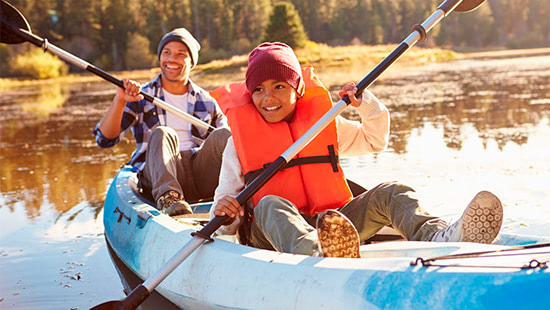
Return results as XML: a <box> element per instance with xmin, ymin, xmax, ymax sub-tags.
<box><xmin>524</xmin><ymin>258</ymin><xmax>550</xmax><ymax>269</ymax></box>
<box><xmin>412</xmin><ymin>254</ymin><xmax>550</xmax><ymax>269</ymax></box>
<box><xmin>410</xmin><ymin>242</ymin><xmax>550</xmax><ymax>269</ymax></box>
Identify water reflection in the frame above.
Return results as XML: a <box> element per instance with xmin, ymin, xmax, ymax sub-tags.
<box><xmin>0</xmin><ymin>83</ymin><xmax>69</xmax><ymax>118</ymax></box>
<box><xmin>1</xmin><ymin>54</ymin><xmax>550</xmax><ymax>221</ymax></box>
<box><xmin>365</xmin><ymin>56</ymin><xmax>550</xmax><ymax>154</ymax></box>
<box><xmin>0</xmin><ymin>144</ymin><xmax>133</xmax><ymax>218</ymax></box>
<box><xmin>1</xmin><ymin>52</ymin><xmax>550</xmax><ymax>309</ymax></box>
<box><xmin>0</xmin><ymin>80</ymin><xmax>134</xmax><ymax>220</ymax></box>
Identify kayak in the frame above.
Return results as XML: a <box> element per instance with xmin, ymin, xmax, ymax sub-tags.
<box><xmin>103</xmin><ymin>166</ymin><xmax>550</xmax><ymax>309</ymax></box>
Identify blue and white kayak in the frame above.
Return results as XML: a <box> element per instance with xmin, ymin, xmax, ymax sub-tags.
<box><xmin>103</xmin><ymin>166</ymin><xmax>550</xmax><ymax>309</ymax></box>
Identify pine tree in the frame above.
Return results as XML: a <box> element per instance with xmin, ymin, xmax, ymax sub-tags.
<box><xmin>264</xmin><ymin>2</ymin><xmax>307</xmax><ymax>48</ymax></box>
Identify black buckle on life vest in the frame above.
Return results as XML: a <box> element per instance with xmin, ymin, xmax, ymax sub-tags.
<box><xmin>244</xmin><ymin>145</ymin><xmax>340</xmax><ymax>184</ymax></box>
<box><xmin>327</xmin><ymin>144</ymin><xmax>338</xmax><ymax>172</ymax></box>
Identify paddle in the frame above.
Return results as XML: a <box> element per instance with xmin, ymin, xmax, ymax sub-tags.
<box><xmin>0</xmin><ymin>0</ymin><xmax>214</xmax><ymax>132</ymax></box>
<box><xmin>89</xmin><ymin>0</ymin><xmax>486</xmax><ymax>308</ymax></box>
<box><xmin>26</xmin><ymin>0</ymin><xmax>488</xmax><ymax>308</ymax></box>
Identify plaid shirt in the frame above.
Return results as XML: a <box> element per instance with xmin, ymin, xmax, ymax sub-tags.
<box><xmin>93</xmin><ymin>74</ymin><xmax>227</xmax><ymax>172</ymax></box>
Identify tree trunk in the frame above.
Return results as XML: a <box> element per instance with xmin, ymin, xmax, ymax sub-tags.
<box><xmin>548</xmin><ymin>0</ymin><xmax>550</xmax><ymax>45</ymax></box>
<box><xmin>487</xmin><ymin>0</ymin><xmax>506</xmax><ymax>46</ymax></box>
<box><xmin>192</xmin><ymin>0</ymin><xmax>201</xmax><ymax>40</ymax></box>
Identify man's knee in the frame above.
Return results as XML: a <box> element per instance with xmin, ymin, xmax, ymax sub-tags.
<box><xmin>204</xmin><ymin>127</ymin><xmax>231</xmax><ymax>153</ymax></box>
<box><xmin>210</xmin><ymin>127</ymin><xmax>231</xmax><ymax>144</ymax></box>
<box><xmin>151</xmin><ymin>126</ymin><xmax>177</xmax><ymax>141</ymax></box>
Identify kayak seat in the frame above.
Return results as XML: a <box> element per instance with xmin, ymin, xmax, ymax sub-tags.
<box><xmin>129</xmin><ymin>171</ymin><xmax>402</xmax><ymax>242</ymax></box>
<box><xmin>347</xmin><ymin>179</ymin><xmax>367</xmax><ymax>197</ymax></box>
<box><xmin>129</xmin><ymin>172</ymin><xmax>213</xmax><ymax>211</ymax></box>
<box><xmin>129</xmin><ymin>172</ymin><xmax>156</xmax><ymax>206</ymax></box>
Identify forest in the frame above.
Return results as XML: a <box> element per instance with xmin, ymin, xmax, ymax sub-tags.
<box><xmin>2</xmin><ymin>0</ymin><xmax>549</xmax><ymax>72</ymax></box>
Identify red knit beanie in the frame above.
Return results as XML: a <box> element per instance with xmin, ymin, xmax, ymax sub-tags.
<box><xmin>245</xmin><ymin>42</ymin><xmax>304</xmax><ymax>96</ymax></box>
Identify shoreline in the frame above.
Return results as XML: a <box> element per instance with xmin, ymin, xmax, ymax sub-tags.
<box><xmin>460</xmin><ymin>47</ymin><xmax>550</xmax><ymax>60</ymax></box>
<box><xmin>1</xmin><ymin>46</ymin><xmax>549</xmax><ymax>90</ymax></box>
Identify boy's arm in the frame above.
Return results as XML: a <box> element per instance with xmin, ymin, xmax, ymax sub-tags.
<box><xmin>210</xmin><ymin>137</ymin><xmax>245</xmax><ymax>235</ymax></box>
<box><xmin>337</xmin><ymin>90</ymin><xmax>390</xmax><ymax>157</ymax></box>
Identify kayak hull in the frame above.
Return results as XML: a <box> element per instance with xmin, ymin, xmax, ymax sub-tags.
<box><xmin>104</xmin><ymin>166</ymin><xmax>550</xmax><ymax>309</ymax></box>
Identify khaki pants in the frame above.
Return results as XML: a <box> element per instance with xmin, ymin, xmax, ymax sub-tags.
<box><xmin>139</xmin><ymin>126</ymin><xmax>231</xmax><ymax>203</ymax></box>
<box><xmin>249</xmin><ymin>182</ymin><xmax>445</xmax><ymax>255</ymax></box>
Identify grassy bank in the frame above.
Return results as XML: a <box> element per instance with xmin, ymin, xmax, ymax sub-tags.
<box><xmin>3</xmin><ymin>44</ymin><xmax>548</xmax><ymax>90</ymax></box>
<box><xmin>0</xmin><ymin>44</ymin><xmax>459</xmax><ymax>90</ymax></box>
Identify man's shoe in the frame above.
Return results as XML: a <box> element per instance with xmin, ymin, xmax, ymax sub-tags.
<box><xmin>316</xmin><ymin>210</ymin><xmax>360</xmax><ymax>258</ymax></box>
<box><xmin>431</xmin><ymin>191</ymin><xmax>503</xmax><ymax>244</ymax></box>
<box><xmin>156</xmin><ymin>191</ymin><xmax>193</xmax><ymax>216</ymax></box>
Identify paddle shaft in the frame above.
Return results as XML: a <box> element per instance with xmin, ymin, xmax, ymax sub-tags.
<box><xmin>137</xmin><ymin>0</ymin><xmax>471</xmax><ymax>294</ymax></box>
<box><xmin>1</xmin><ymin>20</ymin><xmax>214</xmax><ymax>132</ymax></box>
<box><xmin>201</xmin><ymin>0</ymin><xmax>462</xmax><ymax>233</ymax></box>
<box><xmin>90</xmin><ymin>0</ymin><xmax>485</xmax><ymax>308</ymax></box>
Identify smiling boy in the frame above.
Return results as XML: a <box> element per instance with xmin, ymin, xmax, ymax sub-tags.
<box><xmin>209</xmin><ymin>42</ymin><xmax>503</xmax><ymax>258</ymax></box>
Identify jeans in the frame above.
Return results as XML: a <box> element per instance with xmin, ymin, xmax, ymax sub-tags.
<box><xmin>139</xmin><ymin>126</ymin><xmax>231</xmax><ymax>203</ymax></box>
<box><xmin>248</xmin><ymin>182</ymin><xmax>445</xmax><ymax>255</ymax></box>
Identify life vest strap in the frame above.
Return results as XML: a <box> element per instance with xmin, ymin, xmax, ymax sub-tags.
<box><xmin>244</xmin><ymin>145</ymin><xmax>339</xmax><ymax>184</ymax></box>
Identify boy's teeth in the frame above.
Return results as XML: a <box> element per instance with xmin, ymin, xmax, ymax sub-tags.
<box><xmin>265</xmin><ymin>106</ymin><xmax>279</xmax><ymax>111</ymax></box>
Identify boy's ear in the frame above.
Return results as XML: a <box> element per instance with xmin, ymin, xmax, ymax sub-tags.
<box><xmin>296</xmin><ymin>80</ymin><xmax>305</xmax><ymax>98</ymax></box>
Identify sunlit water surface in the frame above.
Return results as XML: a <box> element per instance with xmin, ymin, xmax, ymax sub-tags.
<box><xmin>1</xmin><ymin>52</ymin><xmax>550</xmax><ymax>309</ymax></box>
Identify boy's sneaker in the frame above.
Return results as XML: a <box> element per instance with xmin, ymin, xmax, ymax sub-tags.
<box><xmin>316</xmin><ymin>210</ymin><xmax>361</xmax><ymax>258</ymax></box>
<box><xmin>431</xmin><ymin>191</ymin><xmax>503</xmax><ymax>244</ymax></box>
<box><xmin>156</xmin><ymin>190</ymin><xmax>193</xmax><ymax>216</ymax></box>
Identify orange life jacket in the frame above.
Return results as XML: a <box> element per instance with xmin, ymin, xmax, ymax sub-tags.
<box><xmin>210</xmin><ymin>66</ymin><xmax>352</xmax><ymax>215</ymax></box>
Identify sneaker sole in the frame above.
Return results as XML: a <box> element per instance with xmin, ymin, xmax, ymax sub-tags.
<box><xmin>166</xmin><ymin>201</ymin><xmax>193</xmax><ymax>216</ymax></box>
<box><xmin>316</xmin><ymin>210</ymin><xmax>360</xmax><ymax>258</ymax></box>
<box><xmin>461</xmin><ymin>191</ymin><xmax>503</xmax><ymax>244</ymax></box>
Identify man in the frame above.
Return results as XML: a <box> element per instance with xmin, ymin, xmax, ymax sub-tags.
<box><xmin>93</xmin><ymin>28</ymin><xmax>230</xmax><ymax>215</ymax></box>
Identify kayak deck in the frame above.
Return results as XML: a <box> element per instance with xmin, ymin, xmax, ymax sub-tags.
<box><xmin>105</xmin><ymin>166</ymin><xmax>550</xmax><ymax>310</ymax></box>
<box><xmin>126</xmin><ymin>165</ymin><xmax>550</xmax><ymax>253</ymax></box>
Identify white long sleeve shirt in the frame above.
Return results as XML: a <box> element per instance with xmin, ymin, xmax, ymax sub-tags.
<box><xmin>210</xmin><ymin>90</ymin><xmax>390</xmax><ymax>235</ymax></box>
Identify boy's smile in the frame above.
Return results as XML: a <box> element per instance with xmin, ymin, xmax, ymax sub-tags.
<box><xmin>251</xmin><ymin>79</ymin><xmax>299</xmax><ymax>123</ymax></box>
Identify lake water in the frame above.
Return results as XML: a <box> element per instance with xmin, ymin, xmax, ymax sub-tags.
<box><xmin>1</xmin><ymin>50</ymin><xmax>550</xmax><ymax>309</ymax></box>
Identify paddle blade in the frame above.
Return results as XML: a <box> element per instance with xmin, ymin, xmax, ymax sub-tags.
<box><xmin>0</xmin><ymin>0</ymin><xmax>30</xmax><ymax>44</ymax></box>
<box><xmin>455</xmin><ymin>0</ymin><xmax>486</xmax><ymax>12</ymax></box>
<box><xmin>91</xmin><ymin>284</ymin><xmax>151</xmax><ymax>310</ymax></box>
<box><xmin>90</xmin><ymin>301</ymin><xmax>123</xmax><ymax>310</ymax></box>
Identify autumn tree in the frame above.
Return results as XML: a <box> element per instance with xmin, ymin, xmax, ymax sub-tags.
<box><xmin>264</xmin><ymin>2</ymin><xmax>308</xmax><ymax>48</ymax></box>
